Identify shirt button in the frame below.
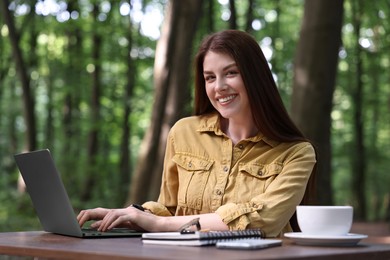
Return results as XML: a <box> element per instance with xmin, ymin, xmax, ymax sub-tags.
<box><xmin>216</xmin><ymin>190</ymin><xmax>222</xmax><ymax>195</ymax></box>
<box><xmin>238</xmin><ymin>144</ymin><xmax>244</xmax><ymax>149</ymax></box>
<box><xmin>223</xmin><ymin>166</ymin><xmax>229</xmax><ymax>172</ymax></box>
<box><xmin>258</xmin><ymin>170</ymin><xmax>263</xmax><ymax>176</ymax></box>
<box><xmin>188</xmin><ymin>162</ymin><xmax>192</xmax><ymax>168</ymax></box>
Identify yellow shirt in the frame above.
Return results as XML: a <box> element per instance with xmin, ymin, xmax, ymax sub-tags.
<box><xmin>143</xmin><ymin>113</ymin><xmax>316</xmax><ymax>237</ymax></box>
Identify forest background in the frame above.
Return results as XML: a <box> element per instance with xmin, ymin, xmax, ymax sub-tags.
<box><xmin>0</xmin><ymin>0</ymin><xmax>389</xmax><ymax>232</ymax></box>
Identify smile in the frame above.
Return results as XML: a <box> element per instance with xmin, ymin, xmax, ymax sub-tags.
<box><xmin>218</xmin><ymin>95</ymin><xmax>237</xmax><ymax>104</ymax></box>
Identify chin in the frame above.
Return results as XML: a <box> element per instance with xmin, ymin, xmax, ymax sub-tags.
<box><xmin>218</xmin><ymin>111</ymin><xmax>235</xmax><ymax>119</ymax></box>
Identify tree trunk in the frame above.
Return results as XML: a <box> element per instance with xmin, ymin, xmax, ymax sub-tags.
<box><xmin>245</xmin><ymin>0</ymin><xmax>255</xmax><ymax>33</ymax></box>
<box><xmin>119</xmin><ymin>13</ymin><xmax>136</xmax><ymax>206</ymax></box>
<box><xmin>228</xmin><ymin>0</ymin><xmax>237</xmax><ymax>29</ymax></box>
<box><xmin>0</xmin><ymin>0</ymin><xmax>37</xmax><ymax>151</ymax></box>
<box><xmin>81</xmin><ymin>4</ymin><xmax>102</xmax><ymax>202</ymax></box>
<box><xmin>369</xmin><ymin>26</ymin><xmax>382</xmax><ymax>221</ymax></box>
<box><xmin>351</xmin><ymin>0</ymin><xmax>366</xmax><ymax>220</ymax></box>
<box><xmin>128</xmin><ymin>0</ymin><xmax>203</xmax><ymax>204</ymax></box>
<box><xmin>290</xmin><ymin>0</ymin><xmax>344</xmax><ymax>205</ymax></box>
<box><xmin>206</xmin><ymin>0</ymin><xmax>215</xmax><ymax>33</ymax></box>
<box><xmin>61</xmin><ymin>0</ymin><xmax>83</xmax><ymax>191</ymax></box>
<box><xmin>270</xmin><ymin>0</ymin><xmax>281</xmax><ymax>85</ymax></box>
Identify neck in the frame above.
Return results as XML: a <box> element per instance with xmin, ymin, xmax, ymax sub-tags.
<box><xmin>221</xmin><ymin>117</ymin><xmax>258</xmax><ymax>145</ymax></box>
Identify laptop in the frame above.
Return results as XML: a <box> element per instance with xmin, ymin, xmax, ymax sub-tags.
<box><xmin>14</xmin><ymin>149</ymin><xmax>143</xmax><ymax>238</ymax></box>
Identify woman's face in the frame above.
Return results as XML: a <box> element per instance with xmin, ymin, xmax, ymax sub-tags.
<box><xmin>203</xmin><ymin>51</ymin><xmax>251</xmax><ymax>121</ymax></box>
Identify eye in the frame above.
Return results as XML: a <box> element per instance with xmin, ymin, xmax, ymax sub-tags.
<box><xmin>204</xmin><ymin>75</ymin><xmax>215</xmax><ymax>82</ymax></box>
<box><xmin>226</xmin><ymin>70</ymin><xmax>238</xmax><ymax>76</ymax></box>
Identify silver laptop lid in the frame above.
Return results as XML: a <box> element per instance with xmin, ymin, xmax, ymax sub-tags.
<box><xmin>14</xmin><ymin>149</ymin><xmax>84</xmax><ymax>237</ymax></box>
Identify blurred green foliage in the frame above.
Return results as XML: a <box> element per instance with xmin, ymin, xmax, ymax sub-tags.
<box><xmin>0</xmin><ymin>0</ymin><xmax>389</xmax><ymax>231</ymax></box>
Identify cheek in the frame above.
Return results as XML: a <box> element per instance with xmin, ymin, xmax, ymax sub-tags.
<box><xmin>205</xmin><ymin>85</ymin><xmax>214</xmax><ymax>101</ymax></box>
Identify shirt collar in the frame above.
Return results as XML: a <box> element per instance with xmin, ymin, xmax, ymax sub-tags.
<box><xmin>197</xmin><ymin>113</ymin><xmax>279</xmax><ymax>147</ymax></box>
<box><xmin>197</xmin><ymin>112</ymin><xmax>222</xmax><ymax>135</ymax></box>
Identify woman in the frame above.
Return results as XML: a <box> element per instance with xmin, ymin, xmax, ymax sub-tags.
<box><xmin>77</xmin><ymin>30</ymin><xmax>316</xmax><ymax>237</ymax></box>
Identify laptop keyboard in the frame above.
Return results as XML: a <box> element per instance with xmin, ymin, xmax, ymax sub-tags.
<box><xmin>82</xmin><ymin>228</ymin><xmax>139</xmax><ymax>234</ymax></box>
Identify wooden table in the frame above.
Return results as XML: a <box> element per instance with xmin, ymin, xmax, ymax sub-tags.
<box><xmin>0</xmin><ymin>231</ymin><xmax>389</xmax><ymax>260</ymax></box>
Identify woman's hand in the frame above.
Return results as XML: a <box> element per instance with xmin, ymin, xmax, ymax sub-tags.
<box><xmin>95</xmin><ymin>207</ymin><xmax>144</xmax><ymax>231</ymax></box>
<box><xmin>77</xmin><ymin>207</ymin><xmax>111</xmax><ymax>228</ymax></box>
<box><xmin>77</xmin><ymin>206</ymin><xmax>161</xmax><ymax>232</ymax></box>
<box><xmin>77</xmin><ymin>207</ymin><xmax>228</xmax><ymax>233</ymax></box>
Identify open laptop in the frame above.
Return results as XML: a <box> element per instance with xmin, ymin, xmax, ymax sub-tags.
<box><xmin>14</xmin><ymin>149</ymin><xmax>143</xmax><ymax>238</ymax></box>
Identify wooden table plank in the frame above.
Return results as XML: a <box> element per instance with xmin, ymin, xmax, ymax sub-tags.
<box><xmin>0</xmin><ymin>231</ymin><xmax>389</xmax><ymax>260</ymax></box>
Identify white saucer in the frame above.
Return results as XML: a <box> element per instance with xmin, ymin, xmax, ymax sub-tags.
<box><xmin>284</xmin><ymin>232</ymin><xmax>368</xmax><ymax>246</ymax></box>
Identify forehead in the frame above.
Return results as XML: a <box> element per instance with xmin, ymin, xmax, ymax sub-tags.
<box><xmin>203</xmin><ymin>51</ymin><xmax>236</xmax><ymax>70</ymax></box>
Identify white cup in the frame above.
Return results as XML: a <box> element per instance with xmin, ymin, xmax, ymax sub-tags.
<box><xmin>296</xmin><ymin>205</ymin><xmax>353</xmax><ymax>236</ymax></box>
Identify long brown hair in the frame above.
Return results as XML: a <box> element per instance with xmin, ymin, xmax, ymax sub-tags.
<box><xmin>194</xmin><ymin>30</ymin><xmax>306</xmax><ymax>143</ymax></box>
<box><xmin>194</xmin><ymin>30</ymin><xmax>317</xmax><ymax>231</ymax></box>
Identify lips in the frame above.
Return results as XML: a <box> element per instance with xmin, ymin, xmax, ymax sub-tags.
<box><xmin>218</xmin><ymin>94</ymin><xmax>237</xmax><ymax>104</ymax></box>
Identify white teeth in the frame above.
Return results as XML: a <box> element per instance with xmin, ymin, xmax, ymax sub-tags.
<box><xmin>219</xmin><ymin>95</ymin><xmax>236</xmax><ymax>103</ymax></box>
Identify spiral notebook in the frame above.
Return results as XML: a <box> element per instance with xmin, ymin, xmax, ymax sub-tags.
<box><xmin>142</xmin><ymin>229</ymin><xmax>264</xmax><ymax>246</ymax></box>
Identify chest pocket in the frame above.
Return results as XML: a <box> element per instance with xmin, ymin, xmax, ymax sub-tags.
<box><xmin>173</xmin><ymin>154</ymin><xmax>214</xmax><ymax>210</ymax></box>
<box><xmin>236</xmin><ymin>163</ymin><xmax>283</xmax><ymax>200</ymax></box>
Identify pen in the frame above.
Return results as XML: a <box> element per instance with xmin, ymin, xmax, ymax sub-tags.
<box><xmin>131</xmin><ymin>204</ymin><xmax>145</xmax><ymax>211</ymax></box>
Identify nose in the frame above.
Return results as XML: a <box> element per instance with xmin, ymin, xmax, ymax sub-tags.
<box><xmin>215</xmin><ymin>77</ymin><xmax>227</xmax><ymax>92</ymax></box>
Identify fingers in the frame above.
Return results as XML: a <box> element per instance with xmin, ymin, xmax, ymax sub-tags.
<box><xmin>77</xmin><ymin>207</ymin><xmax>146</xmax><ymax>232</ymax></box>
<box><xmin>90</xmin><ymin>220</ymin><xmax>102</xmax><ymax>229</ymax></box>
<box><xmin>77</xmin><ymin>210</ymin><xmax>89</xmax><ymax>227</ymax></box>
<box><xmin>97</xmin><ymin>207</ymin><xmax>145</xmax><ymax>232</ymax></box>
<box><xmin>97</xmin><ymin>208</ymin><xmax>130</xmax><ymax>231</ymax></box>
<box><xmin>77</xmin><ymin>207</ymin><xmax>109</xmax><ymax>227</ymax></box>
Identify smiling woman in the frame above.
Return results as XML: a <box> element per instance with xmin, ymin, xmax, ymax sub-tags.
<box><xmin>77</xmin><ymin>30</ymin><xmax>317</xmax><ymax>238</ymax></box>
<box><xmin>203</xmin><ymin>51</ymin><xmax>255</xmax><ymax>143</ymax></box>
<box><xmin>1</xmin><ymin>0</ymin><xmax>387</xmax><ymax>235</ymax></box>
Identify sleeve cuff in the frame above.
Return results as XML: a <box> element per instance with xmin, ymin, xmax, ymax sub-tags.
<box><xmin>215</xmin><ymin>202</ymin><xmax>263</xmax><ymax>230</ymax></box>
<box><xmin>142</xmin><ymin>201</ymin><xmax>173</xmax><ymax>216</ymax></box>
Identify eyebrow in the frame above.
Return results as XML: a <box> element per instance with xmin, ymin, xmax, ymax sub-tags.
<box><xmin>203</xmin><ymin>63</ymin><xmax>237</xmax><ymax>74</ymax></box>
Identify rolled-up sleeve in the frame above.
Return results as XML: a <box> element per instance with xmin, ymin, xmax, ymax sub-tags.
<box><xmin>142</xmin><ymin>201</ymin><xmax>173</xmax><ymax>216</ymax></box>
<box><xmin>216</xmin><ymin>143</ymin><xmax>316</xmax><ymax>237</ymax></box>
